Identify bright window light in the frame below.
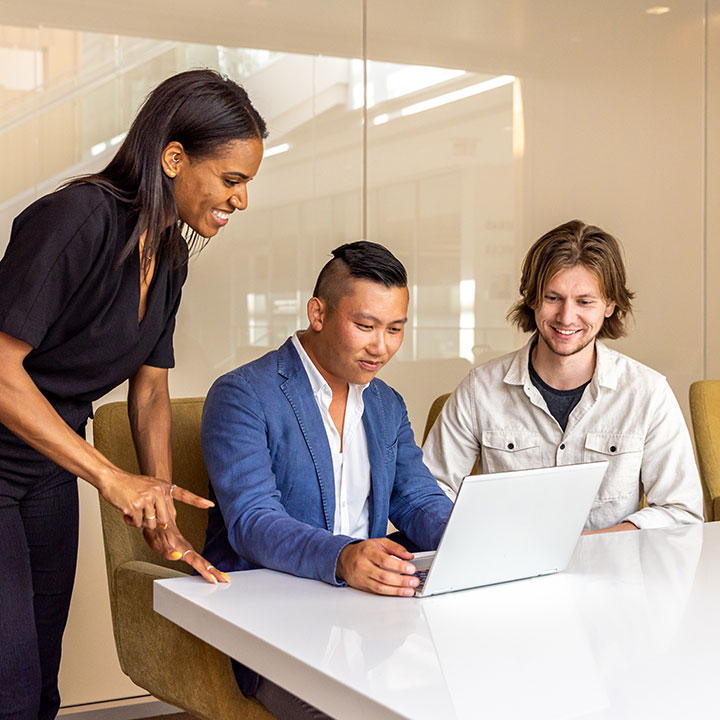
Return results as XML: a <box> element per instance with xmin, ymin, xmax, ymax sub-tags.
<box><xmin>459</xmin><ymin>279</ymin><xmax>476</xmax><ymax>362</ymax></box>
<box><xmin>513</xmin><ymin>80</ymin><xmax>525</xmax><ymax>159</ymax></box>
<box><xmin>401</xmin><ymin>75</ymin><xmax>514</xmax><ymax>117</ymax></box>
<box><xmin>352</xmin><ymin>61</ymin><xmax>466</xmax><ymax>111</ymax></box>
<box><xmin>459</xmin><ymin>279</ymin><xmax>475</xmax><ymax>311</ymax></box>
<box><xmin>264</xmin><ymin>143</ymin><xmax>290</xmax><ymax>158</ymax></box>
<box><xmin>0</xmin><ymin>48</ymin><xmax>43</xmax><ymax>91</ymax></box>
<box><xmin>90</xmin><ymin>142</ymin><xmax>107</xmax><ymax>156</ymax></box>
<box><xmin>109</xmin><ymin>132</ymin><xmax>126</xmax><ymax>147</ymax></box>
<box><xmin>373</xmin><ymin>114</ymin><xmax>390</xmax><ymax>126</ymax></box>
<box><xmin>383</xmin><ymin>65</ymin><xmax>466</xmax><ymax>104</ymax></box>
<box><xmin>646</xmin><ymin>6</ymin><xmax>670</xmax><ymax>14</ymax></box>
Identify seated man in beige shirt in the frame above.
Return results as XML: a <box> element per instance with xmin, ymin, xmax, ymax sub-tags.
<box><xmin>423</xmin><ymin>219</ymin><xmax>703</xmax><ymax>532</ymax></box>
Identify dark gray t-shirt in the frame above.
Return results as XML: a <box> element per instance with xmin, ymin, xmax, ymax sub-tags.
<box><xmin>528</xmin><ymin>344</ymin><xmax>589</xmax><ymax>431</ymax></box>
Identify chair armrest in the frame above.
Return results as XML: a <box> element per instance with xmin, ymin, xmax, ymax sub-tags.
<box><xmin>121</xmin><ymin>559</ymin><xmax>187</xmax><ymax>581</ymax></box>
<box><xmin>113</xmin><ymin>561</ymin><xmax>273</xmax><ymax>720</ymax></box>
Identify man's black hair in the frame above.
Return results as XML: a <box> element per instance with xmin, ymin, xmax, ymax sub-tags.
<box><xmin>312</xmin><ymin>241</ymin><xmax>408</xmax><ymax>308</ymax></box>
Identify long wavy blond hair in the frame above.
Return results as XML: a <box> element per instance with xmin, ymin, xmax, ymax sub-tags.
<box><xmin>507</xmin><ymin>219</ymin><xmax>634</xmax><ymax>340</ymax></box>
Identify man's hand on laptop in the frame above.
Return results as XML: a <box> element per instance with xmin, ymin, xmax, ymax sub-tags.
<box><xmin>336</xmin><ymin>538</ymin><xmax>419</xmax><ymax>596</ymax></box>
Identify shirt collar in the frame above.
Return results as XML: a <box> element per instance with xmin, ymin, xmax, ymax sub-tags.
<box><xmin>504</xmin><ymin>336</ymin><xmax>534</xmax><ymax>387</ymax></box>
<box><xmin>292</xmin><ymin>332</ymin><xmax>327</xmax><ymax>396</ymax></box>
<box><xmin>291</xmin><ymin>332</ymin><xmax>370</xmax><ymax>398</ymax></box>
<box><xmin>593</xmin><ymin>340</ymin><xmax>618</xmax><ymax>390</ymax></box>
<box><xmin>503</xmin><ymin>334</ymin><xmax>617</xmax><ymax>390</ymax></box>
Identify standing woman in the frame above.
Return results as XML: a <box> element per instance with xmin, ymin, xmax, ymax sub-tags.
<box><xmin>0</xmin><ymin>69</ymin><xmax>266</xmax><ymax>720</ymax></box>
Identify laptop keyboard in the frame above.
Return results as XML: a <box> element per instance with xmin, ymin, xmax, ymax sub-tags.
<box><xmin>414</xmin><ymin>568</ymin><xmax>429</xmax><ymax>593</ymax></box>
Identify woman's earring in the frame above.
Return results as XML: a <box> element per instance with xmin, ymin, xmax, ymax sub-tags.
<box><xmin>165</xmin><ymin>152</ymin><xmax>180</xmax><ymax>177</ymax></box>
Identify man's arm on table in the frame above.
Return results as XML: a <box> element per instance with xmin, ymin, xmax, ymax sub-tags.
<box><xmin>202</xmin><ymin>372</ymin><xmax>420</xmax><ymax>594</ymax></box>
<box><xmin>619</xmin><ymin>380</ymin><xmax>703</xmax><ymax>529</ymax></box>
<box><xmin>583</xmin><ymin>521</ymin><xmax>638</xmax><ymax>534</ymax></box>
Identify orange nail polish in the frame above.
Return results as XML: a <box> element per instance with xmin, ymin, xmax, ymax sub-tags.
<box><xmin>171</xmin><ymin>551</ymin><xmax>182</xmax><ymax>560</ymax></box>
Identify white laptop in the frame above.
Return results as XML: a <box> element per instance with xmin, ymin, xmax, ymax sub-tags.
<box><xmin>411</xmin><ymin>461</ymin><xmax>608</xmax><ymax>597</ymax></box>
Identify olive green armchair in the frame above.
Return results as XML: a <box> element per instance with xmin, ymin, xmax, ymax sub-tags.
<box><xmin>421</xmin><ymin>392</ymin><xmax>480</xmax><ymax>477</ymax></box>
<box><xmin>93</xmin><ymin>398</ymin><xmax>273</xmax><ymax>720</ymax></box>
<box><xmin>421</xmin><ymin>393</ymin><xmax>451</xmax><ymax>446</ymax></box>
<box><xmin>689</xmin><ymin>380</ymin><xmax>720</xmax><ymax>521</ymax></box>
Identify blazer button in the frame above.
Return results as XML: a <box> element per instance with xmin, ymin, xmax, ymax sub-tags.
<box><xmin>559</xmin><ymin>443</ymin><xmax>565</xmax><ymax>450</ymax></box>
<box><xmin>610</xmin><ymin>445</ymin><xmax>617</xmax><ymax>452</ymax></box>
<box><xmin>507</xmin><ymin>442</ymin><xmax>514</xmax><ymax>450</ymax></box>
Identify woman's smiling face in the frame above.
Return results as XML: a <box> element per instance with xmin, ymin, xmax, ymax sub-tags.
<box><xmin>168</xmin><ymin>137</ymin><xmax>264</xmax><ymax>238</ymax></box>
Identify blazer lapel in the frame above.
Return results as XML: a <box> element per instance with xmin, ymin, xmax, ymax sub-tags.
<box><xmin>362</xmin><ymin>382</ymin><xmax>391</xmax><ymax>537</ymax></box>
<box><xmin>277</xmin><ymin>339</ymin><xmax>336</xmax><ymax>532</ymax></box>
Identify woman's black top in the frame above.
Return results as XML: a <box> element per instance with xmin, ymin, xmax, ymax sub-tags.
<box><xmin>0</xmin><ymin>184</ymin><xmax>188</xmax><ymax>456</ymax></box>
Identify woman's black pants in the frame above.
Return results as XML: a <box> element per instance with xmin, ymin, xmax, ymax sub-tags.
<box><xmin>0</xmin><ymin>461</ymin><xmax>79</xmax><ymax>720</ymax></box>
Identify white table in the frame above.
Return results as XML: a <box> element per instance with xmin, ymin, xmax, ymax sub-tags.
<box><xmin>155</xmin><ymin>523</ymin><xmax>720</xmax><ymax>719</ymax></box>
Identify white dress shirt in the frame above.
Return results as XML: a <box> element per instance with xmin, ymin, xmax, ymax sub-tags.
<box><xmin>423</xmin><ymin>337</ymin><xmax>703</xmax><ymax>531</ymax></box>
<box><xmin>292</xmin><ymin>333</ymin><xmax>371</xmax><ymax>538</ymax></box>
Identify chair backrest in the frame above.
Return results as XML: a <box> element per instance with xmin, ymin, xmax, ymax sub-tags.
<box><xmin>422</xmin><ymin>393</ymin><xmax>451</xmax><ymax>445</ymax></box>
<box><xmin>689</xmin><ymin>380</ymin><xmax>720</xmax><ymax>521</ymax></box>
<box><xmin>93</xmin><ymin>397</ymin><xmax>210</xmax><ymax>596</ymax></box>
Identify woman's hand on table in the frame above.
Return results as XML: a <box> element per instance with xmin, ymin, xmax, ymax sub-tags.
<box><xmin>142</xmin><ymin>520</ymin><xmax>230</xmax><ymax>585</ymax></box>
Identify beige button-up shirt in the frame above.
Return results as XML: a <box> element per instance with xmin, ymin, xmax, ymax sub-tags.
<box><xmin>423</xmin><ymin>338</ymin><xmax>703</xmax><ymax>531</ymax></box>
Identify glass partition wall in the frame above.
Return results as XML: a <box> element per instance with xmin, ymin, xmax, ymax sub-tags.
<box><xmin>0</xmin><ymin>0</ymin><xmax>715</xmax><ymax>707</ymax></box>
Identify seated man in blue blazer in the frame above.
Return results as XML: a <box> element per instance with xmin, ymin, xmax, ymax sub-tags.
<box><xmin>201</xmin><ymin>241</ymin><xmax>452</xmax><ymax>717</ymax></box>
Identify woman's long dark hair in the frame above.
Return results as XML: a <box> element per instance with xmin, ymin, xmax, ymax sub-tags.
<box><xmin>66</xmin><ymin>68</ymin><xmax>267</xmax><ymax>270</ymax></box>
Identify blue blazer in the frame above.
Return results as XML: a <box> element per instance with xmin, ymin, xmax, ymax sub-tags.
<box><xmin>202</xmin><ymin>338</ymin><xmax>452</xmax><ymax>586</ymax></box>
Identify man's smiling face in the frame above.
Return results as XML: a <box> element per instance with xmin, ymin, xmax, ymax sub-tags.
<box><xmin>311</xmin><ymin>278</ymin><xmax>408</xmax><ymax>387</ymax></box>
<box><xmin>534</xmin><ymin>264</ymin><xmax>616</xmax><ymax>358</ymax></box>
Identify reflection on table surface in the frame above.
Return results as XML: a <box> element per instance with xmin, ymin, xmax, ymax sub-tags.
<box><xmin>155</xmin><ymin>523</ymin><xmax>713</xmax><ymax>720</ymax></box>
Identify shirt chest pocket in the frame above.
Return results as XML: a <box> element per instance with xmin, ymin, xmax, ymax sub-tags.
<box><xmin>584</xmin><ymin>432</ymin><xmax>643</xmax><ymax>501</ymax></box>
<box><xmin>481</xmin><ymin>431</ymin><xmax>542</xmax><ymax>473</ymax></box>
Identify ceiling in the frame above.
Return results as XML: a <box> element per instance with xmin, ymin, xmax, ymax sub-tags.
<box><xmin>0</xmin><ymin>0</ymin><xmax>703</xmax><ymax>75</ymax></box>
